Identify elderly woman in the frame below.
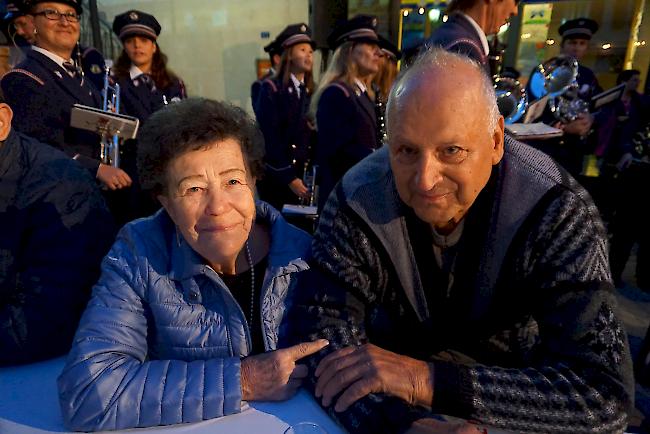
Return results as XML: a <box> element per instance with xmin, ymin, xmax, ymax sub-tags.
<box><xmin>57</xmin><ymin>98</ymin><xmax>328</xmax><ymax>432</ymax></box>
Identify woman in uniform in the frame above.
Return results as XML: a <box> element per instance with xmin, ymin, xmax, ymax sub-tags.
<box><xmin>311</xmin><ymin>15</ymin><xmax>382</xmax><ymax>210</ymax></box>
<box><xmin>0</xmin><ymin>0</ymin><xmax>131</xmax><ymax>192</ymax></box>
<box><xmin>255</xmin><ymin>23</ymin><xmax>316</xmax><ymax>210</ymax></box>
<box><xmin>111</xmin><ymin>9</ymin><xmax>186</xmax><ymax>124</ymax></box>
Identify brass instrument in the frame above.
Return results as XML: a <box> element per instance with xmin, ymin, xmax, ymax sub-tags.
<box><xmin>494</xmin><ymin>76</ymin><xmax>528</xmax><ymax>124</ymax></box>
<box><xmin>529</xmin><ymin>55</ymin><xmax>589</xmax><ymax>123</ymax></box>
<box><xmin>100</xmin><ymin>67</ymin><xmax>121</xmax><ymax>167</ymax></box>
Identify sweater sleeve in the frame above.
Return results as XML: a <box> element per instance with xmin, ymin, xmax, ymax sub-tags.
<box><xmin>432</xmin><ymin>186</ymin><xmax>634</xmax><ymax>433</ymax></box>
<box><xmin>287</xmin><ymin>191</ymin><xmax>433</xmax><ymax>434</ymax></box>
<box><xmin>57</xmin><ymin>226</ymin><xmax>242</xmax><ymax>431</ymax></box>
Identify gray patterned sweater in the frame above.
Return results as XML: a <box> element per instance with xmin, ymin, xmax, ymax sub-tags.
<box><xmin>289</xmin><ymin>138</ymin><xmax>634</xmax><ymax>433</ymax></box>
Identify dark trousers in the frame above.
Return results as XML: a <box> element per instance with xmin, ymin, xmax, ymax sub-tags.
<box><xmin>608</xmin><ymin>161</ymin><xmax>650</xmax><ymax>287</ymax></box>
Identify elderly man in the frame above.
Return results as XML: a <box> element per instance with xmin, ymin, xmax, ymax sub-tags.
<box><xmin>290</xmin><ymin>48</ymin><xmax>633</xmax><ymax>434</ymax></box>
<box><xmin>425</xmin><ymin>0</ymin><xmax>518</xmax><ymax>75</ymax></box>
<box><xmin>0</xmin><ymin>93</ymin><xmax>115</xmax><ymax>365</ymax></box>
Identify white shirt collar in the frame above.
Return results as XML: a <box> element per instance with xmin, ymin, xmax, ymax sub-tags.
<box><xmin>353</xmin><ymin>78</ymin><xmax>367</xmax><ymax>94</ymax></box>
<box><xmin>129</xmin><ymin>64</ymin><xmax>144</xmax><ymax>80</ymax></box>
<box><xmin>32</xmin><ymin>45</ymin><xmax>71</xmax><ymax>70</ymax></box>
<box><xmin>290</xmin><ymin>73</ymin><xmax>303</xmax><ymax>97</ymax></box>
<box><xmin>460</xmin><ymin>13</ymin><xmax>490</xmax><ymax>56</ymax></box>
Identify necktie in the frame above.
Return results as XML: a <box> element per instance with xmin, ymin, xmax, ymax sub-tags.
<box><xmin>62</xmin><ymin>60</ymin><xmax>78</xmax><ymax>79</ymax></box>
<box><xmin>136</xmin><ymin>74</ymin><xmax>156</xmax><ymax>92</ymax></box>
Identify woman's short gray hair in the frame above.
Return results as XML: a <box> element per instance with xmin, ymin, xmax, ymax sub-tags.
<box><xmin>386</xmin><ymin>47</ymin><xmax>500</xmax><ymax>134</ymax></box>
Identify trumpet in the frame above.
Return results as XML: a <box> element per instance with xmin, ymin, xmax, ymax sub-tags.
<box><xmin>528</xmin><ymin>55</ymin><xmax>589</xmax><ymax>123</ymax></box>
<box><xmin>494</xmin><ymin>76</ymin><xmax>528</xmax><ymax>124</ymax></box>
<box><xmin>100</xmin><ymin>66</ymin><xmax>121</xmax><ymax>167</ymax></box>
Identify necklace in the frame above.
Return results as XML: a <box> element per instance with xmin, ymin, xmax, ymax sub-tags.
<box><xmin>244</xmin><ymin>240</ymin><xmax>255</xmax><ymax>329</ymax></box>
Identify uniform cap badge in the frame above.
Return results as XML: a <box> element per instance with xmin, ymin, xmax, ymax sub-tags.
<box><xmin>129</xmin><ymin>11</ymin><xmax>139</xmax><ymax>21</ymax></box>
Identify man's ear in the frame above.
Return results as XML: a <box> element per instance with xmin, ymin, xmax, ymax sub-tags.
<box><xmin>0</xmin><ymin>103</ymin><xmax>14</xmax><ymax>141</ymax></box>
<box><xmin>491</xmin><ymin>115</ymin><xmax>505</xmax><ymax>165</ymax></box>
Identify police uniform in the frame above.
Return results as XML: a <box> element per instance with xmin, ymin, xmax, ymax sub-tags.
<box><xmin>315</xmin><ymin>15</ymin><xmax>380</xmax><ymax>210</ymax></box>
<box><xmin>425</xmin><ymin>13</ymin><xmax>491</xmax><ymax>75</ymax></box>
<box><xmin>112</xmin><ymin>10</ymin><xmax>186</xmax><ymax>124</ymax></box>
<box><xmin>251</xmin><ymin>39</ymin><xmax>280</xmax><ymax>118</ymax></box>
<box><xmin>1</xmin><ymin>0</ymin><xmax>103</xmax><ymax>175</ymax></box>
<box><xmin>255</xmin><ymin>23</ymin><xmax>316</xmax><ymax>210</ymax></box>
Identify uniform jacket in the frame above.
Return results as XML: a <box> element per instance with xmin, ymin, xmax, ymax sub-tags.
<box><xmin>256</xmin><ymin>77</ymin><xmax>314</xmax><ymax>209</ymax></box>
<box><xmin>57</xmin><ymin>201</ymin><xmax>313</xmax><ymax>431</ymax></box>
<box><xmin>251</xmin><ymin>69</ymin><xmax>274</xmax><ymax>118</ymax></box>
<box><xmin>0</xmin><ymin>130</ymin><xmax>114</xmax><ymax>366</ymax></box>
<box><xmin>115</xmin><ymin>74</ymin><xmax>187</xmax><ymax>125</ymax></box>
<box><xmin>425</xmin><ymin>13</ymin><xmax>490</xmax><ymax>75</ymax></box>
<box><xmin>315</xmin><ymin>80</ymin><xmax>377</xmax><ymax>210</ymax></box>
<box><xmin>294</xmin><ymin>138</ymin><xmax>633</xmax><ymax>433</ymax></box>
<box><xmin>1</xmin><ymin>49</ymin><xmax>103</xmax><ymax>174</ymax></box>
<box><xmin>74</xmin><ymin>45</ymin><xmax>107</xmax><ymax>92</ymax></box>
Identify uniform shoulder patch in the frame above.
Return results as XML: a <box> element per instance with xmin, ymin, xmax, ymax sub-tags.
<box><xmin>326</xmin><ymin>82</ymin><xmax>351</xmax><ymax>98</ymax></box>
<box><xmin>262</xmin><ymin>79</ymin><xmax>278</xmax><ymax>93</ymax></box>
<box><xmin>4</xmin><ymin>68</ymin><xmax>45</xmax><ymax>86</ymax></box>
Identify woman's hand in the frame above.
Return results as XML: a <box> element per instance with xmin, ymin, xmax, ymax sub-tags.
<box><xmin>289</xmin><ymin>178</ymin><xmax>310</xmax><ymax>199</ymax></box>
<box><xmin>96</xmin><ymin>164</ymin><xmax>133</xmax><ymax>190</ymax></box>
<box><xmin>241</xmin><ymin>339</ymin><xmax>329</xmax><ymax>401</ymax></box>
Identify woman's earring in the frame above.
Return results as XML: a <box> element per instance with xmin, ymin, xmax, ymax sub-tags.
<box><xmin>33</xmin><ymin>28</ymin><xmax>37</xmax><ymax>35</ymax></box>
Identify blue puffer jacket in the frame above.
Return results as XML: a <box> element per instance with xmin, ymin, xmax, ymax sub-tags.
<box><xmin>57</xmin><ymin>201</ymin><xmax>312</xmax><ymax>431</ymax></box>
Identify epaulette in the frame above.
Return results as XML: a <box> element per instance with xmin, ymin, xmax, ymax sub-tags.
<box><xmin>262</xmin><ymin>78</ymin><xmax>278</xmax><ymax>93</ymax></box>
<box><xmin>327</xmin><ymin>82</ymin><xmax>351</xmax><ymax>98</ymax></box>
<box><xmin>445</xmin><ymin>39</ymin><xmax>487</xmax><ymax>63</ymax></box>
<box><xmin>3</xmin><ymin>68</ymin><xmax>45</xmax><ymax>86</ymax></box>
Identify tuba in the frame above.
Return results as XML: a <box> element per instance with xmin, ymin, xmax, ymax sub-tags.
<box><xmin>528</xmin><ymin>55</ymin><xmax>589</xmax><ymax>123</ymax></box>
<box><xmin>100</xmin><ymin>66</ymin><xmax>121</xmax><ymax>167</ymax></box>
<box><xmin>494</xmin><ymin>76</ymin><xmax>528</xmax><ymax>124</ymax></box>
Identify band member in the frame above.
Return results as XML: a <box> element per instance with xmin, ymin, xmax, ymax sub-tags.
<box><xmin>111</xmin><ymin>10</ymin><xmax>186</xmax><ymax>124</ymax></box>
<box><xmin>2</xmin><ymin>1</ymin><xmax>35</xmax><ymax>48</ymax></box>
<box><xmin>425</xmin><ymin>0</ymin><xmax>518</xmax><ymax>75</ymax></box>
<box><xmin>251</xmin><ymin>39</ymin><xmax>282</xmax><ymax>117</ymax></box>
<box><xmin>312</xmin><ymin>15</ymin><xmax>382</xmax><ymax>210</ymax></box>
<box><xmin>2</xmin><ymin>1</ymin><xmax>105</xmax><ymax>87</ymax></box>
<box><xmin>372</xmin><ymin>35</ymin><xmax>400</xmax><ymax>148</ymax></box>
<box><xmin>0</xmin><ymin>0</ymin><xmax>131</xmax><ymax>192</ymax></box>
<box><xmin>255</xmin><ymin>23</ymin><xmax>316</xmax><ymax>210</ymax></box>
<box><xmin>529</xmin><ymin>18</ymin><xmax>601</xmax><ymax>178</ymax></box>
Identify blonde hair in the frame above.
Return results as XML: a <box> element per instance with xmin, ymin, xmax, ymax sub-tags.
<box><xmin>309</xmin><ymin>41</ymin><xmax>359</xmax><ymax>118</ymax></box>
<box><xmin>374</xmin><ymin>56</ymin><xmax>399</xmax><ymax>99</ymax></box>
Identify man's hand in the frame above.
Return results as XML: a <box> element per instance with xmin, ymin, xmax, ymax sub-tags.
<box><xmin>616</xmin><ymin>152</ymin><xmax>634</xmax><ymax>171</ymax></box>
<box><xmin>241</xmin><ymin>339</ymin><xmax>329</xmax><ymax>401</ymax></box>
<box><xmin>560</xmin><ymin>113</ymin><xmax>593</xmax><ymax>137</ymax></box>
<box><xmin>289</xmin><ymin>178</ymin><xmax>310</xmax><ymax>199</ymax></box>
<box><xmin>405</xmin><ymin>418</ymin><xmax>484</xmax><ymax>434</ymax></box>
<box><xmin>96</xmin><ymin>164</ymin><xmax>133</xmax><ymax>190</ymax></box>
<box><xmin>315</xmin><ymin>343</ymin><xmax>434</xmax><ymax>412</ymax></box>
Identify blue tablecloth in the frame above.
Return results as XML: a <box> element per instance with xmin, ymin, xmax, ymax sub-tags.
<box><xmin>0</xmin><ymin>357</ymin><xmax>346</xmax><ymax>434</ymax></box>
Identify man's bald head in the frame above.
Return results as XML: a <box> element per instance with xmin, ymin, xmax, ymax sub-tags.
<box><xmin>386</xmin><ymin>48</ymin><xmax>500</xmax><ymax>139</ymax></box>
<box><xmin>384</xmin><ymin>48</ymin><xmax>504</xmax><ymax>233</ymax></box>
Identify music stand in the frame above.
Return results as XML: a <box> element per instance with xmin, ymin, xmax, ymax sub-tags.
<box><xmin>70</xmin><ymin>104</ymin><xmax>139</xmax><ymax>167</ymax></box>
<box><xmin>590</xmin><ymin>84</ymin><xmax>625</xmax><ymax>111</ymax></box>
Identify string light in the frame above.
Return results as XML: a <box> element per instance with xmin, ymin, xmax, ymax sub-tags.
<box><xmin>602</xmin><ymin>43</ymin><xmax>612</xmax><ymax>50</ymax></box>
<box><xmin>418</xmin><ymin>7</ymin><xmax>425</xmax><ymax>15</ymax></box>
